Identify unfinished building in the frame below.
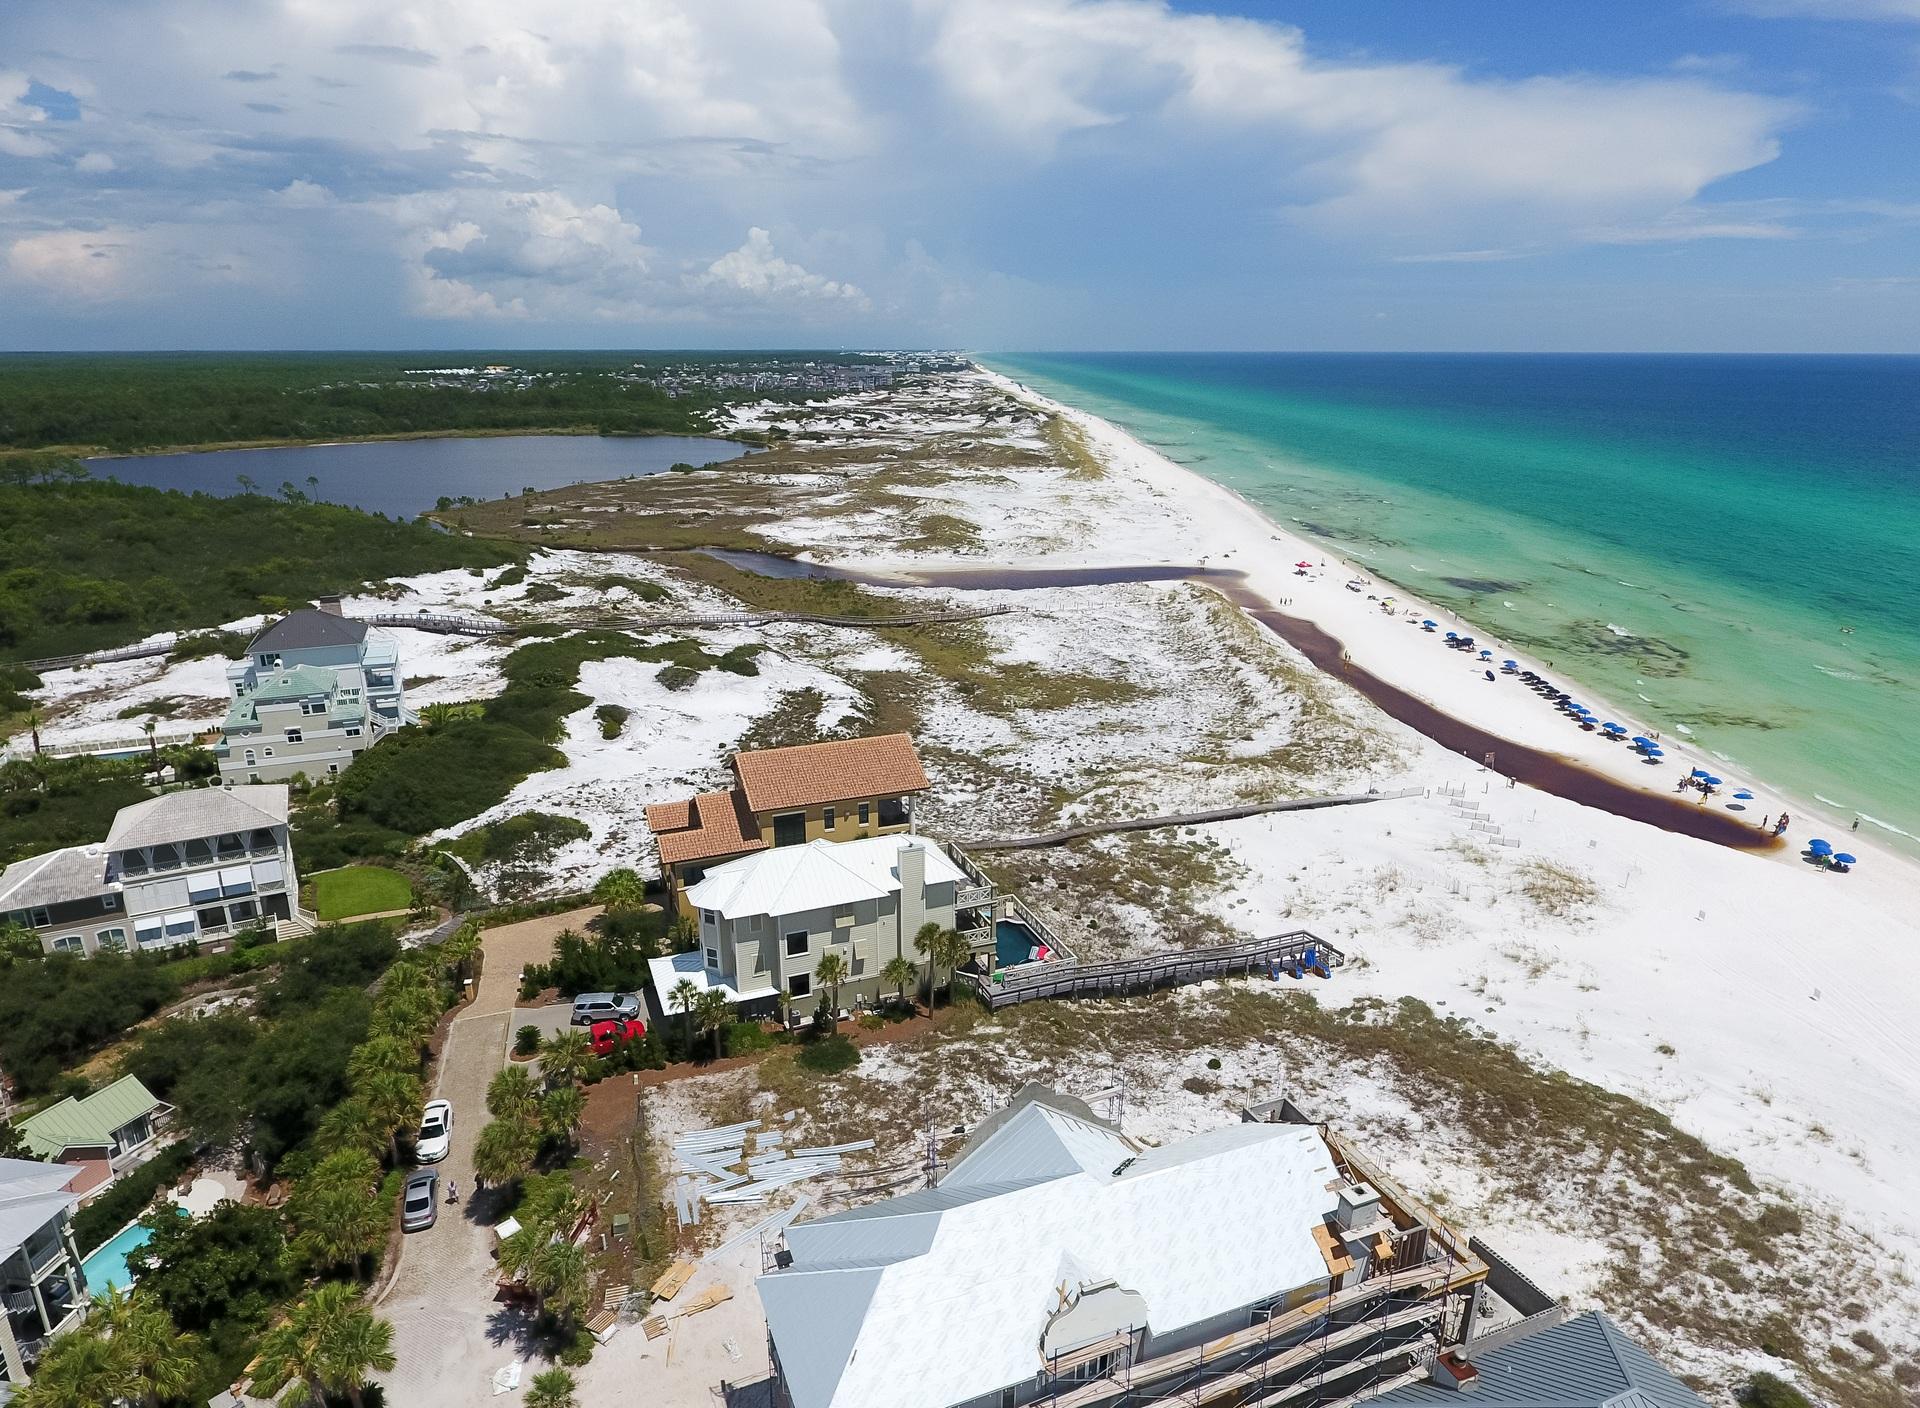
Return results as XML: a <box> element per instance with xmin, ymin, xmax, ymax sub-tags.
<box><xmin>757</xmin><ymin>1085</ymin><xmax>1493</xmax><ymax>1408</ymax></box>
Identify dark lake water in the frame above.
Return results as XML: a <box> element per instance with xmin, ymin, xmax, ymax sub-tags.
<box><xmin>88</xmin><ymin>433</ymin><xmax>752</xmax><ymax>518</ymax></box>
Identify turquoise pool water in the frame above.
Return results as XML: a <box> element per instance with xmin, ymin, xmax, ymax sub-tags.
<box><xmin>996</xmin><ymin>918</ymin><xmax>1042</xmax><ymax>968</ymax></box>
<box><xmin>80</xmin><ymin>1221</ymin><xmax>155</xmax><ymax>1294</ymax></box>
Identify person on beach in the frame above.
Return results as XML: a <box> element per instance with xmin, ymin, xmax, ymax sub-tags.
<box><xmin>1852</xmin><ymin>817</ymin><xmax>1861</xmax><ymax>832</ymax></box>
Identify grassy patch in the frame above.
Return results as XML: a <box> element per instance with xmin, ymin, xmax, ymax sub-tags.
<box><xmin>796</xmin><ymin>1033</ymin><xmax>861</xmax><ymax>1073</ymax></box>
<box><xmin>446</xmin><ymin>811</ymin><xmax>590</xmax><ymax>865</ymax></box>
<box><xmin>308</xmin><ymin>865</ymin><xmax>414</xmax><ymax>921</ymax></box>
<box><xmin>1041</xmin><ymin>413</ymin><xmax>1105</xmax><ymax>479</ymax></box>
<box><xmin>594</xmin><ymin>703</ymin><xmax>629</xmax><ymax>739</ymax></box>
<box><xmin>1516</xmin><ymin>859</ymin><xmax>1601</xmax><ymax>918</ymax></box>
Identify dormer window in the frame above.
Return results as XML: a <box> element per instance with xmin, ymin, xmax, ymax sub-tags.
<box><xmin>258</xmin><ymin>653</ymin><xmax>281</xmax><ymax>669</ymax></box>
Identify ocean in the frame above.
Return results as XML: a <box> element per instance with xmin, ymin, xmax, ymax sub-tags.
<box><xmin>983</xmin><ymin>353</ymin><xmax>1920</xmax><ymax>853</ymax></box>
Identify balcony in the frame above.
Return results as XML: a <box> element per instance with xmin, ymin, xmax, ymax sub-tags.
<box><xmin>955</xmin><ymin>883</ymin><xmax>995</xmax><ymax>910</ymax></box>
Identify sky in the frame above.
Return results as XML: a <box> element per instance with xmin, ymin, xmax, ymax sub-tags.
<box><xmin>1</xmin><ymin>0</ymin><xmax>1918</xmax><ymax>352</ymax></box>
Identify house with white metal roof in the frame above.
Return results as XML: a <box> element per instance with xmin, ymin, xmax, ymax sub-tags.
<box><xmin>0</xmin><ymin>1157</ymin><xmax>91</xmax><ymax>1390</ymax></box>
<box><xmin>666</xmin><ymin>834</ymin><xmax>965</xmax><ymax>1017</ymax></box>
<box><xmin>757</xmin><ymin>1085</ymin><xmax>1485</xmax><ymax>1408</ymax></box>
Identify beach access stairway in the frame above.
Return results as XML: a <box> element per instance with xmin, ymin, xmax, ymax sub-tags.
<box><xmin>967</xmin><ymin>787</ymin><xmax>1422</xmax><ymax>851</ymax></box>
<box><xmin>17</xmin><ymin>604</ymin><xmax>1008</xmax><ymax>673</ymax></box>
<box><xmin>956</xmin><ymin>929</ymin><xmax>1342</xmax><ymax>1011</ymax></box>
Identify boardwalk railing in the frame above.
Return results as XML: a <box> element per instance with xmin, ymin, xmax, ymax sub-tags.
<box><xmin>968</xmin><ymin>788</ymin><xmax>1422</xmax><ymax>851</ymax></box>
<box><xmin>955</xmin><ymin>929</ymin><xmax>1341</xmax><ymax>1011</ymax></box>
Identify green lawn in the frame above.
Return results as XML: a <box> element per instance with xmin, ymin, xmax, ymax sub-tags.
<box><xmin>310</xmin><ymin>866</ymin><xmax>414</xmax><ymax>921</ymax></box>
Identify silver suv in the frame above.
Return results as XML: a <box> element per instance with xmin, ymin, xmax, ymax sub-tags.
<box><xmin>571</xmin><ymin>992</ymin><xmax>641</xmax><ymax>1026</ymax></box>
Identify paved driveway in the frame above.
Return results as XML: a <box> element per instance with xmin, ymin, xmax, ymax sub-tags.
<box><xmin>374</xmin><ymin>907</ymin><xmax>600</xmax><ymax>1407</ymax></box>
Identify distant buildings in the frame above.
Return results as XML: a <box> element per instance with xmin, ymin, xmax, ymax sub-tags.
<box><xmin>645</xmin><ymin>733</ymin><xmax>931</xmax><ymax>917</ymax></box>
<box><xmin>0</xmin><ymin>785</ymin><xmax>309</xmax><ymax>955</ymax></box>
<box><xmin>0</xmin><ymin>1158</ymin><xmax>91</xmax><ymax>1389</ymax></box>
<box><xmin>215</xmin><ymin>600</ymin><xmax>410</xmax><ymax>786</ymax></box>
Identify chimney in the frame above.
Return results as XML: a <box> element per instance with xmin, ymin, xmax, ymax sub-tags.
<box><xmin>1334</xmin><ymin>1182</ymin><xmax>1383</xmax><ymax>1231</ymax></box>
<box><xmin>896</xmin><ymin>839</ymin><xmax>927</xmax><ymax>957</ymax></box>
<box><xmin>316</xmin><ymin>595</ymin><xmax>345</xmax><ymax>617</ymax></box>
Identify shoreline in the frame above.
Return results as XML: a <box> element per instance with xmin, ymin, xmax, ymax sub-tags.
<box><xmin>964</xmin><ymin>365</ymin><xmax>1891</xmax><ymax>869</ymax></box>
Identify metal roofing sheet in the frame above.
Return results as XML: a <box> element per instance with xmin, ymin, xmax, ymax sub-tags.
<box><xmin>1371</xmin><ymin>1311</ymin><xmax>1709</xmax><ymax>1408</ymax></box>
<box><xmin>20</xmin><ymin>1074</ymin><xmax>162</xmax><ymax>1158</ymax></box>
<box><xmin>686</xmin><ymin>835</ymin><xmax>964</xmax><ymax>921</ymax></box>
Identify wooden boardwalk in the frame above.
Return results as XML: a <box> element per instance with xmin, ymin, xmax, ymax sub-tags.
<box><xmin>967</xmin><ymin>787</ymin><xmax>1422</xmax><ymax>851</ymax></box>
<box><xmin>956</xmin><ymin>929</ymin><xmax>1343</xmax><ymax>1011</ymax></box>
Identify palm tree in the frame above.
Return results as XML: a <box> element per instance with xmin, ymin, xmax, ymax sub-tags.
<box><xmin>11</xmin><ymin>1325</ymin><xmax>134</xmax><ymax>1408</ymax></box>
<box><xmin>813</xmin><ymin>950</ymin><xmax>850</xmax><ymax>1030</ymax></box>
<box><xmin>104</xmin><ymin>1288</ymin><xmax>202</xmax><ymax>1407</ymax></box>
<box><xmin>530</xmin><ymin>1240</ymin><xmax>590</xmax><ymax>1329</ymax></box>
<box><xmin>473</xmin><ymin>1117</ymin><xmax>537</xmax><ymax>1190</ymax></box>
<box><xmin>419</xmin><ymin>702</ymin><xmax>458</xmax><ymax>733</ymax></box>
<box><xmin>437</xmin><ymin>921</ymin><xmax>481</xmax><ymax>987</ymax></box>
<box><xmin>289</xmin><ymin>1150</ymin><xmax>386</xmax><ymax>1275</ymax></box>
<box><xmin>487</xmin><ymin>1064</ymin><xmax>538</xmax><ymax>1121</ymax></box>
<box><xmin>142</xmin><ymin>717</ymin><xmax>159</xmax><ymax>774</ymax></box>
<box><xmin>496</xmin><ymin>1225</ymin><xmax>542</xmax><ymax>1283</ymax></box>
<box><xmin>934</xmin><ymin>927</ymin><xmax>974</xmax><ymax>1007</ymax></box>
<box><xmin>591</xmin><ymin>867</ymin><xmax>646</xmax><ymax>914</ymax></box>
<box><xmin>538</xmin><ymin>1028</ymin><xmax>593</xmax><ymax>1088</ymax></box>
<box><xmin>694</xmin><ymin>987</ymin><xmax>731</xmax><ymax>1060</ymax></box>
<box><xmin>316</xmin><ymin>1097</ymin><xmax>388</xmax><ymax>1160</ymax></box>
<box><xmin>881</xmin><ymin>954</ymin><xmax>917</xmax><ymax>1012</ymax></box>
<box><xmin>527</xmin><ymin>1367</ymin><xmax>579</xmax><ymax>1408</ymax></box>
<box><xmin>670</xmin><ymin>977</ymin><xmax>701</xmax><ymax>1056</ymax></box>
<box><xmin>540</xmin><ymin>1085</ymin><xmax>586</xmax><ymax>1153</ymax></box>
<box><xmin>24</xmin><ymin>707</ymin><xmax>43</xmax><ymax>757</ymax></box>
<box><xmin>912</xmin><ymin>921</ymin><xmax>943</xmax><ymax>1009</ymax></box>
<box><xmin>357</xmin><ymin>1067</ymin><xmax>424</xmax><ymax>1166</ymax></box>
<box><xmin>346</xmin><ymin>1034</ymin><xmax>419</xmax><ymax>1086</ymax></box>
<box><xmin>253</xmin><ymin>1281</ymin><xmax>394</xmax><ymax>1408</ymax></box>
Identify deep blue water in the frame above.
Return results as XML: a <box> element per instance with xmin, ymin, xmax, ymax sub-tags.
<box><xmin>88</xmin><ymin>433</ymin><xmax>749</xmax><ymax>518</ymax></box>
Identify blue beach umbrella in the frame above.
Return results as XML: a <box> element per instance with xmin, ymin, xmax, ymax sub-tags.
<box><xmin>1631</xmin><ymin>736</ymin><xmax>1654</xmax><ymax>747</ymax></box>
<box><xmin>1834</xmin><ymin>853</ymin><xmax>1857</xmax><ymax>866</ymax></box>
<box><xmin>1808</xmin><ymin>838</ymin><xmax>1833</xmax><ymax>855</ymax></box>
<box><xmin>1733</xmin><ymin>790</ymin><xmax>1753</xmax><ymax>800</ymax></box>
<box><xmin>1704</xmin><ymin>776</ymin><xmax>1722</xmax><ymax>786</ymax></box>
<box><xmin>1503</xmin><ymin>659</ymin><xmax>1517</xmax><ymax>669</ymax></box>
<box><xmin>1479</xmin><ymin>649</ymin><xmax>1493</xmax><ymax>659</ymax></box>
<box><xmin>1422</xmin><ymin>620</ymin><xmax>1437</xmax><ymax>629</ymax></box>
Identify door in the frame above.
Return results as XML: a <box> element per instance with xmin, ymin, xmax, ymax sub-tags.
<box><xmin>773</xmin><ymin>812</ymin><xmax>806</xmax><ymax>847</ymax></box>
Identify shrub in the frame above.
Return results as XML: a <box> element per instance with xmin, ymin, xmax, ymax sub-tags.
<box><xmin>448</xmin><ymin>811</ymin><xmax>590</xmax><ymax>865</ymax></box>
<box><xmin>558</xmin><ymin>1329</ymin><xmax>594</xmax><ymax>1367</ymax></box>
<box><xmin>657</xmin><ymin>664</ymin><xmax>698</xmax><ymax>691</ymax></box>
<box><xmin>796</xmin><ymin>1034</ymin><xmax>860</xmax><ymax>1074</ymax></box>
<box><xmin>515</xmin><ymin>1025</ymin><xmax>542</xmax><ymax>1057</ymax></box>
<box><xmin>723</xmin><ymin>1022</ymin><xmax>777</xmax><ymax>1056</ymax></box>
<box><xmin>1205</xmin><ymin>1056</ymin><xmax>1222</xmax><ymax>1071</ymax></box>
<box><xmin>1737</xmin><ymin>1374</ymin><xmax>1813</xmax><ymax>1408</ymax></box>
<box><xmin>594</xmin><ymin>704</ymin><xmax>629</xmax><ymax>740</ymax></box>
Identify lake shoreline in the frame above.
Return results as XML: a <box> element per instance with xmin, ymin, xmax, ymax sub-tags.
<box><xmin>71</xmin><ymin>421</ymin><xmax>764</xmax><ymax>462</ymax></box>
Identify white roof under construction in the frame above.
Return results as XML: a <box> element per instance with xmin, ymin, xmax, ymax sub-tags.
<box><xmin>684</xmin><ymin>834</ymin><xmax>964</xmax><ymax>921</ymax></box>
<box><xmin>757</xmin><ymin>1091</ymin><xmax>1342</xmax><ymax>1408</ymax></box>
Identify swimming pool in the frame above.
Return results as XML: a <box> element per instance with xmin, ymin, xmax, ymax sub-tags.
<box><xmin>79</xmin><ymin>1221</ymin><xmax>156</xmax><ymax>1294</ymax></box>
<box><xmin>995</xmin><ymin>918</ymin><xmax>1047</xmax><ymax>969</ymax></box>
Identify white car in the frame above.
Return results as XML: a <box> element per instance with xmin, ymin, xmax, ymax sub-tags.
<box><xmin>415</xmin><ymin>1099</ymin><xmax>453</xmax><ymax>1164</ymax></box>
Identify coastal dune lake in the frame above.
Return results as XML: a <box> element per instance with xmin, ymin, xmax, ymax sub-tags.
<box><xmin>89</xmin><ymin>433</ymin><xmax>751</xmax><ymax>519</ymax></box>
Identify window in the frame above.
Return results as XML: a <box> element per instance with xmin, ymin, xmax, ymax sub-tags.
<box><xmin>244</xmin><ymin>749</ymin><xmax>257</xmax><ymax>765</ymax></box>
<box><xmin>258</xmin><ymin>652</ymin><xmax>281</xmax><ymax>669</ymax></box>
<box><xmin>284</xmin><ymin>728</ymin><xmax>303</xmax><ymax>744</ymax></box>
<box><xmin>858</xmin><ymin>802</ymin><xmax>870</xmax><ymax>827</ymax></box>
<box><xmin>784</xmin><ymin>932</ymin><xmax>808</xmax><ymax>958</ymax></box>
<box><xmin>344</xmin><ymin>727</ymin><xmax>362</xmax><ymax>738</ymax></box>
<box><xmin>248</xmin><ymin>773</ymin><xmax>262</xmax><ymax>784</ymax></box>
<box><xmin>773</xmin><ymin>812</ymin><xmax>806</xmax><ymax>847</ymax></box>
<box><xmin>1066</xmin><ymin>1353</ymin><xmax>1117</xmax><ymax>1383</ymax></box>
<box><xmin>262</xmin><ymin>748</ymin><xmax>274</xmax><ymax>758</ymax></box>
<box><xmin>788</xmin><ymin>973</ymin><xmax>811</xmax><ymax>998</ymax></box>
<box><xmin>704</xmin><ymin>947</ymin><xmax>719</xmax><ymax>970</ymax></box>
<box><xmin>102</xmin><ymin>893</ymin><xmax>118</xmax><ymax>910</ymax></box>
<box><xmin>96</xmin><ymin>928</ymin><xmax>127</xmax><ymax>951</ymax></box>
<box><xmin>29</xmin><ymin>907</ymin><xmax>50</xmax><ymax>929</ymax></box>
<box><xmin>227</xmin><ymin>900</ymin><xmax>258</xmax><ymax>923</ymax></box>
<box><xmin>326</xmin><ymin>763</ymin><xmax>339</xmax><ymax>776</ymax></box>
<box><xmin>51</xmin><ymin>934</ymin><xmax>85</xmax><ymax>954</ymax></box>
<box><xmin>824</xmin><ymin>806</ymin><xmax>836</xmax><ymax>831</ymax></box>
<box><xmin>701</xmin><ymin>910</ymin><xmax>717</xmax><ymax>926</ymax></box>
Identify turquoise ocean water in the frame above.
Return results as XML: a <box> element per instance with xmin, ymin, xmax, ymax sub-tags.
<box><xmin>983</xmin><ymin>354</ymin><xmax>1920</xmax><ymax>854</ymax></box>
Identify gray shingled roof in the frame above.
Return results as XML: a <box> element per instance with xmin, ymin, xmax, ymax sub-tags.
<box><xmin>105</xmin><ymin>785</ymin><xmax>288</xmax><ymax>851</ymax></box>
<box><xmin>1371</xmin><ymin>1311</ymin><xmax>1709</xmax><ymax>1408</ymax></box>
<box><xmin>246</xmin><ymin>609</ymin><xmax>367</xmax><ymax>654</ymax></box>
<box><xmin>0</xmin><ymin>845</ymin><xmax>110</xmax><ymax>910</ymax></box>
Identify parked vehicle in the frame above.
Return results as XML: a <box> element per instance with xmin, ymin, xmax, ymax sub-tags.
<box><xmin>415</xmin><ymin>1099</ymin><xmax>453</xmax><ymax>1163</ymax></box>
<box><xmin>571</xmin><ymin>992</ymin><xmax>641</xmax><ymax>1026</ymax></box>
<box><xmin>402</xmin><ymin>1169</ymin><xmax>439</xmax><ymax>1232</ymax></box>
<box><xmin>589</xmin><ymin>1017</ymin><xmax>647</xmax><ymax>1056</ymax></box>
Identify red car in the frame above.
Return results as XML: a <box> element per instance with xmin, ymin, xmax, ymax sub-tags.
<box><xmin>589</xmin><ymin>1017</ymin><xmax>646</xmax><ymax>1056</ymax></box>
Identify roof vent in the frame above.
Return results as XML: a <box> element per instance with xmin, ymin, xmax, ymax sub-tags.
<box><xmin>1110</xmin><ymin>1157</ymin><xmax>1137</xmax><ymax>1178</ymax></box>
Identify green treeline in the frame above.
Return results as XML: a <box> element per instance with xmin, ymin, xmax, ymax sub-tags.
<box><xmin>0</xmin><ymin>352</ymin><xmax>724</xmax><ymax>451</ymax></box>
<box><xmin>0</xmin><ymin>478</ymin><xmax>516</xmax><ymax>660</ymax></box>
